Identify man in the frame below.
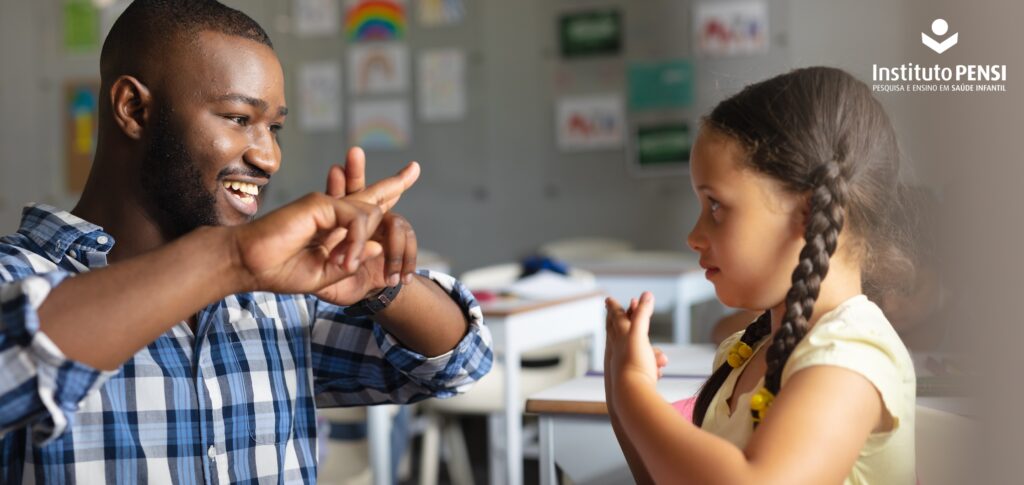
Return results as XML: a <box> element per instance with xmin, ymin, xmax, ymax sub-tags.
<box><xmin>0</xmin><ymin>1</ymin><xmax>492</xmax><ymax>483</ymax></box>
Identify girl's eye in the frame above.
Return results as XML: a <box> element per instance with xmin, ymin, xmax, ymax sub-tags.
<box><xmin>708</xmin><ymin>197</ymin><xmax>721</xmax><ymax>213</ymax></box>
<box><xmin>226</xmin><ymin>115</ymin><xmax>248</xmax><ymax>126</ymax></box>
<box><xmin>270</xmin><ymin>124</ymin><xmax>283</xmax><ymax>134</ymax></box>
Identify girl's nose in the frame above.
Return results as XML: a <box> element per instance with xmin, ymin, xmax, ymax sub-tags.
<box><xmin>686</xmin><ymin>224</ymin><xmax>707</xmax><ymax>253</ymax></box>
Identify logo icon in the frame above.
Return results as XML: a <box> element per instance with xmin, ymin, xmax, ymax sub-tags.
<box><xmin>922</xmin><ymin>19</ymin><xmax>958</xmax><ymax>54</ymax></box>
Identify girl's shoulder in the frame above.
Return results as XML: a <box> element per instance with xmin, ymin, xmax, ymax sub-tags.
<box><xmin>801</xmin><ymin>294</ymin><xmax>906</xmax><ymax>352</ymax></box>
<box><xmin>783</xmin><ymin>294</ymin><xmax>916</xmax><ymax>421</ymax></box>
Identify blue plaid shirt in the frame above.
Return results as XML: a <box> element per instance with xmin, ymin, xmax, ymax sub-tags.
<box><xmin>0</xmin><ymin>204</ymin><xmax>493</xmax><ymax>484</ymax></box>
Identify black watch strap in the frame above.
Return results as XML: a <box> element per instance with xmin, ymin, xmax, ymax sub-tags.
<box><xmin>344</xmin><ymin>282</ymin><xmax>403</xmax><ymax>317</ymax></box>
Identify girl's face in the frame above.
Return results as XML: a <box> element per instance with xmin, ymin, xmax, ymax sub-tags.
<box><xmin>687</xmin><ymin>128</ymin><xmax>807</xmax><ymax>311</ymax></box>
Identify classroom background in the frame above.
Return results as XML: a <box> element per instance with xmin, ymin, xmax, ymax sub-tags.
<box><xmin>0</xmin><ymin>0</ymin><xmax>952</xmax><ymax>273</ymax></box>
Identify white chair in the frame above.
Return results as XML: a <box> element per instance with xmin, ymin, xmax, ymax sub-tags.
<box><xmin>415</xmin><ymin>263</ymin><xmax>593</xmax><ymax>485</ymax></box>
<box><xmin>317</xmin><ymin>407</ymin><xmax>372</xmax><ymax>485</ymax></box>
<box><xmin>915</xmin><ymin>403</ymin><xmax>977</xmax><ymax>485</ymax></box>
<box><xmin>318</xmin><ymin>406</ymin><xmax>413</xmax><ymax>485</ymax></box>
<box><xmin>537</xmin><ymin>237</ymin><xmax>633</xmax><ymax>262</ymax></box>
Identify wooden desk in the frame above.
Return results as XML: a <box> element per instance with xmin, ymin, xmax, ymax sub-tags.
<box><xmin>526</xmin><ymin>376</ymin><xmax>705</xmax><ymax>485</ymax></box>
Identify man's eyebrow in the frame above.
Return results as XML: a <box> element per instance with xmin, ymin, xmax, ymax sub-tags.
<box><xmin>214</xmin><ymin>93</ymin><xmax>288</xmax><ymax>117</ymax></box>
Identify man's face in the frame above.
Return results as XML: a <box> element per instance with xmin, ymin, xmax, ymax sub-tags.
<box><xmin>141</xmin><ymin>30</ymin><xmax>287</xmax><ymax>236</ymax></box>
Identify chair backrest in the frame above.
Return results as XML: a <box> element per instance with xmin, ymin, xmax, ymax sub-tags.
<box><xmin>538</xmin><ymin>237</ymin><xmax>633</xmax><ymax>261</ymax></box>
<box><xmin>915</xmin><ymin>404</ymin><xmax>977</xmax><ymax>485</ymax></box>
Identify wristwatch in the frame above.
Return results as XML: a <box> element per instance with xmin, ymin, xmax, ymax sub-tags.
<box><xmin>344</xmin><ymin>282</ymin><xmax>403</xmax><ymax>317</ymax></box>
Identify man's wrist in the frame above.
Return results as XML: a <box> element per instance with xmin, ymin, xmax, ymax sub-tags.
<box><xmin>217</xmin><ymin>225</ymin><xmax>257</xmax><ymax>294</ymax></box>
<box><xmin>346</xmin><ymin>281</ymin><xmax>404</xmax><ymax>316</ymax></box>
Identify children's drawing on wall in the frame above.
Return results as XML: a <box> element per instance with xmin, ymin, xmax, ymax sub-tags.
<box><xmin>298</xmin><ymin>61</ymin><xmax>342</xmax><ymax>132</ymax></box>
<box><xmin>64</xmin><ymin>0</ymin><xmax>100</xmax><ymax>52</ymax></box>
<box><xmin>345</xmin><ymin>0</ymin><xmax>407</xmax><ymax>42</ymax></box>
<box><xmin>350</xmin><ymin>100</ymin><xmax>411</xmax><ymax>150</ymax></box>
<box><xmin>556</xmin><ymin>94</ymin><xmax>625</xmax><ymax>151</ymax></box>
<box><xmin>417</xmin><ymin>0</ymin><xmax>465</xmax><ymax>28</ymax></box>
<box><xmin>348</xmin><ymin>43</ymin><xmax>409</xmax><ymax>95</ymax></box>
<box><xmin>64</xmin><ymin>81</ymin><xmax>99</xmax><ymax>193</ymax></box>
<box><xmin>694</xmin><ymin>0</ymin><xmax>769</xmax><ymax>57</ymax></box>
<box><xmin>293</xmin><ymin>0</ymin><xmax>340</xmax><ymax>37</ymax></box>
<box><xmin>418</xmin><ymin>48</ymin><xmax>467</xmax><ymax>122</ymax></box>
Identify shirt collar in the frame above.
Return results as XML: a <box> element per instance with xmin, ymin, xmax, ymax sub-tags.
<box><xmin>17</xmin><ymin>203</ymin><xmax>115</xmax><ymax>264</ymax></box>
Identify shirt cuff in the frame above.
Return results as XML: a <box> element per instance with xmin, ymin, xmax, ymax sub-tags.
<box><xmin>1</xmin><ymin>273</ymin><xmax>118</xmax><ymax>444</ymax></box>
<box><xmin>371</xmin><ymin>270</ymin><xmax>493</xmax><ymax>397</ymax></box>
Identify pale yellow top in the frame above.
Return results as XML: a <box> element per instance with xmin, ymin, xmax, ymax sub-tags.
<box><xmin>702</xmin><ymin>295</ymin><xmax>917</xmax><ymax>485</ymax></box>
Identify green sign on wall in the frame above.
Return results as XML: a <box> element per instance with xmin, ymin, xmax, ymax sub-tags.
<box><xmin>559</xmin><ymin>9</ymin><xmax>622</xmax><ymax>58</ymax></box>
<box><xmin>628</xmin><ymin>60</ymin><xmax>695</xmax><ymax>111</ymax></box>
<box><xmin>636</xmin><ymin>122</ymin><xmax>691</xmax><ymax>167</ymax></box>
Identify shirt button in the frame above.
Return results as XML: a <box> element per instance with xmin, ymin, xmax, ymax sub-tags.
<box><xmin>68</xmin><ymin>250</ymin><xmax>77</xmax><ymax>258</ymax></box>
<box><xmin>96</xmin><ymin>236</ymin><xmax>109</xmax><ymax>245</ymax></box>
<box><xmin>208</xmin><ymin>445</ymin><xmax>216</xmax><ymax>459</ymax></box>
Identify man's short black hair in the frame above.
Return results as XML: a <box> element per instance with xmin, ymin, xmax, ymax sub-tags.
<box><xmin>100</xmin><ymin>0</ymin><xmax>273</xmax><ymax>85</ymax></box>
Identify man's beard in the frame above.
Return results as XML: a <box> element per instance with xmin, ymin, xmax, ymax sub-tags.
<box><xmin>140</xmin><ymin>109</ymin><xmax>219</xmax><ymax>239</ymax></box>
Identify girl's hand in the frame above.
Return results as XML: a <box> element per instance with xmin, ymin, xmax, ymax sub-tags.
<box><xmin>654</xmin><ymin>345</ymin><xmax>668</xmax><ymax>379</ymax></box>
<box><xmin>605</xmin><ymin>292</ymin><xmax>659</xmax><ymax>390</ymax></box>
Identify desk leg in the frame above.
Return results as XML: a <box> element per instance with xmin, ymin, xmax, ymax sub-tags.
<box><xmin>538</xmin><ymin>416</ymin><xmax>556</xmax><ymax>485</ymax></box>
<box><xmin>367</xmin><ymin>405</ymin><xmax>392</xmax><ymax>485</ymax></box>
<box><xmin>488</xmin><ymin>413</ymin><xmax>506</xmax><ymax>485</ymax></box>
<box><xmin>505</xmin><ymin>343</ymin><xmax>523</xmax><ymax>485</ymax></box>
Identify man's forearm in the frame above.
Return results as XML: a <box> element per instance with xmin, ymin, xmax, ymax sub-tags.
<box><xmin>373</xmin><ymin>274</ymin><xmax>469</xmax><ymax>357</ymax></box>
<box><xmin>37</xmin><ymin>225</ymin><xmax>247</xmax><ymax>371</ymax></box>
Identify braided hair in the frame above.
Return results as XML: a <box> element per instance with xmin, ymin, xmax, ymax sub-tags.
<box><xmin>691</xmin><ymin>67</ymin><xmax>909</xmax><ymax>427</ymax></box>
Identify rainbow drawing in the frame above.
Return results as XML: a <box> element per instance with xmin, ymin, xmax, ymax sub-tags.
<box><xmin>345</xmin><ymin>0</ymin><xmax>407</xmax><ymax>42</ymax></box>
<box><xmin>353</xmin><ymin>123</ymin><xmax>408</xmax><ymax>149</ymax></box>
<box><xmin>350</xmin><ymin>101</ymin><xmax>411</xmax><ymax>150</ymax></box>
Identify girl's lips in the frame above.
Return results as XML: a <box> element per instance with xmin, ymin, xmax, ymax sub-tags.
<box><xmin>705</xmin><ymin>267</ymin><xmax>720</xmax><ymax>279</ymax></box>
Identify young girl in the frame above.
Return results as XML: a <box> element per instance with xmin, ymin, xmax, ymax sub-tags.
<box><xmin>604</xmin><ymin>67</ymin><xmax>917</xmax><ymax>484</ymax></box>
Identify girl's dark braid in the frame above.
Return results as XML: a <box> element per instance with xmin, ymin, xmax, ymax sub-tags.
<box><xmin>691</xmin><ymin>311</ymin><xmax>771</xmax><ymax>426</ymax></box>
<box><xmin>763</xmin><ymin>160</ymin><xmax>848</xmax><ymax>394</ymax></box>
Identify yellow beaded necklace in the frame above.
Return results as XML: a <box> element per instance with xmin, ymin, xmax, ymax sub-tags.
<box><xmin>725</xmin><ymin>338</ymin><xmax>776</xmax><ymax>426</ymax></box>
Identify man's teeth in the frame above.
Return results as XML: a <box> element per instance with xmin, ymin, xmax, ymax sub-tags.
<box><xmin>222</xmin><ymin>181</ymin><xmax>259</xmax><ymax>196</ymax></box>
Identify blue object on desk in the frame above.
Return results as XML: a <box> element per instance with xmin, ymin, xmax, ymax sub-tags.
<box><xmin>520</xmin><ymin>256</ymin><xmax>570</xmax><ymax>278</ymax></box>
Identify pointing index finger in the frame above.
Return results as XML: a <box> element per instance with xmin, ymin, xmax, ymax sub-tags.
<box><xmin>358</xmin><ymin>161</ymin><xmax>421</xmax><ymax>212</ymax></box>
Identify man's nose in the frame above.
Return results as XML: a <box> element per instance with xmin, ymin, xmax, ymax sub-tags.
<box><xmin>244</xmin><ymin>128</ymin><xmax>280</xmax><ymax>176</ymax></box>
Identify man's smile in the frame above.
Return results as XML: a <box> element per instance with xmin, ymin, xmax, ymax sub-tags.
<box><xmin>221</xmin><ymin>178</ymin><xmax>264</xmax><ymax>216</ymax></box>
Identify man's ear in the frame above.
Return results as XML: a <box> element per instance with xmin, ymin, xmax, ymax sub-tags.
<box><xmin>109</xmin><ymin>75</ymin><xmax>152</xmax><ymax>140</ymax></box>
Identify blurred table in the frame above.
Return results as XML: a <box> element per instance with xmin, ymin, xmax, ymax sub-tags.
<box><xmin>565</xmin><ymin>252</ymin><xmax>717</xmax><ymax>343</ymax></box>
